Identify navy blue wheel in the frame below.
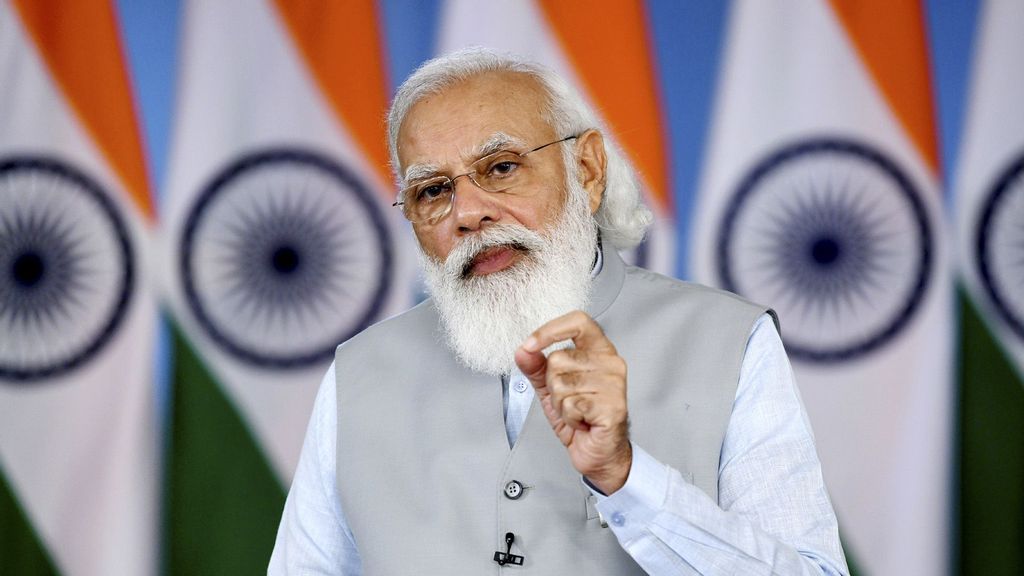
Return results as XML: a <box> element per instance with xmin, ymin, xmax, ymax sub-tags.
<box><xmin>976</xmin><ymin>152</ymin><xmax>1024</xmax><ymax>341</ymax></box>
<box><xmin>717</xmin><ymin>138</ymin><xmax>932</xmax><ymax>363</ymax></box>
<box><xmin>0</xmin><ymin>156</ymin><xmax>134</xmax><ymax>382</ymax></box>
<box><xmin>180</xmin><ymin>148</ymin><xmax>393</xmax><ymax>368</ymax></box>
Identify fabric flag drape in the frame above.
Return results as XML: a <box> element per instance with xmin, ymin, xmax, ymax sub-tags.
<box><xmin>160</xmin><ymin>1</ymin><xmax>415</xmax><ymax>573</ymax></box>
<box><xmin>0</xmin><ymin>1</ymin><xmax>159</xmax><ymax>575</ymax></box>
<box><xmin>692</xmin><ymin>1</ymin><xmax>952</xmax><ymax>574</ymax></box>
<box><xmin>954</xmin><ymin>1</ymin><xmax>1024</xmax><ymax>573</ymax></box>
<box><xmin>435</xmin><ymin>0</ymin><xmax>675</xmax><ymax>274</ymax></box>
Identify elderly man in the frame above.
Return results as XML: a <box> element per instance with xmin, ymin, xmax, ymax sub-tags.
<box><xmin>269</xmin><ymin>49</ymin><xmax>849</xmax><ymax>575</ymax></box>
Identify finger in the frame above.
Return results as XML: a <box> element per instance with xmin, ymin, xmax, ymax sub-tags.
<box><xmin>561</xmin><ymin>395</ymin><xmax>592</xmax><ymax>431</ymax></box>
<box><xmin>546</xmin><ymin>349</ymin><xmax>626</xmax><ymax>381</ymax></box>
<box><xmin>537</xmin><ymin>393</ymin><xmax>575</xmax><ymax>447</ymax></box>
<box><xmin>544</xmin><ymin>348</ymin><xmax>591</xmax><ymax>376</ymax></box>
<box><xmin>521</xmin><ymin>311</ymin><xmax>615</xmax><ymax>356</ymax></box>
<box><xmin>548</xmin><ymin>380</ymin><xmax>625</xmax><ymax>433</ymax></box>
<box><xmin>548</xmin><ymin>371</ymin><xmax>624</xmax><ymax>404</ymax></box>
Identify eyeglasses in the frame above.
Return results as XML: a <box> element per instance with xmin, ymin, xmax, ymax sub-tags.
<box><xmin>393</xmin><ymin>135</ymin><xmax>578</xmax><ymax>224</ymax></box>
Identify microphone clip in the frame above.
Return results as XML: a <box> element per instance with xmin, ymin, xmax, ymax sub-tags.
<box><xmin>493</xmin><ymin>531</ymin><xmax>525</xmax><ymax>566</ymax></box>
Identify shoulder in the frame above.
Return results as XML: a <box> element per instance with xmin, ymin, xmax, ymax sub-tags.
<box><xmin>334</xmin><ymin>298</ymin><xmax>442</xmax><ymax>358</ymax></box>
<box><xmin>596</xmin><ymin>265</ymin><xmax>774</xmax><ymax>376</ymax></box>
<box><xmin>619</xmin><ymin>264</ymin><xmax>770</xmax><ymax>322</ymax></box>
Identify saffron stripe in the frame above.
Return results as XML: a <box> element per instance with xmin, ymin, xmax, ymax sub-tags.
<box><xmin>827</xmin><ymin>0</ymin><xmax>941</xmax><ymax>174</ymax></box>
<box><xmin>11</xmin><ymin>0</ymin><xmax>155</xmax><ymax>220</ymax></box>
<box><xmin>272</xmin><ymin>0</ymin><xmax>392</xmax><ymax>189</ymax></box>
<box><xmin>537</xmin><ymin>0</ymin><xmax>672</xmax><ymax>213</ymax></box>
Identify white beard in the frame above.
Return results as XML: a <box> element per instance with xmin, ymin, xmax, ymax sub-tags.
<box><xmin>420</xmin><ymin>181</ymin><xmax>598</xmax><ymax>376</ymax></box>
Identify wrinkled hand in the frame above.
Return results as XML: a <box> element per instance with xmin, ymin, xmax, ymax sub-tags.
<box><xmin>514</xmin><ymin>310</ymin><xmax>631</xmax><ymax>494</ymax></box>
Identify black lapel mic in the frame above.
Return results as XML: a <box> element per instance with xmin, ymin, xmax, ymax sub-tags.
<box><xmin>493</xmin><ymin>531</ymin><xmax>525</xmax><ymax>566</ymax></box>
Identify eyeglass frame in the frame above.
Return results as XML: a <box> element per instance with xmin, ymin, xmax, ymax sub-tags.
<box><xmin>392</xmin><ymin>134</ymin><xmax>580</xmax><ymax>224</ymax></box>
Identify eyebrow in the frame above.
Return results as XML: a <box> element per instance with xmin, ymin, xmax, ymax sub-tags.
<box><xmin>472</xmin><ymin>132</ymin><xmax>526</xmax><ymax>158</ymax></box>
<box><xmin>402</xmin><ymin>162</ymin><xmax>441</xmax><ymax>183</ymax></box>
<box><xmin>401</xmin><ymin>132</ymin><xmax>528</xmax><ymax>184</ymax></box>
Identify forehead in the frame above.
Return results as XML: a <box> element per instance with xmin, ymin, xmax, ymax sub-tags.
<box><xmin>396</xmin><ymin>71</ymin><xmax>557</xmax><ymax>173</ymax></box>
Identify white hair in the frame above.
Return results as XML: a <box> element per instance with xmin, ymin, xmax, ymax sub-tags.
<box><xmin>387</xmin><ymin>47</ymin><xmax>653</xmax><ymax>249</ymax></box>
<box><xmin>419</xmin><ymin>176</ymin><xmax>597</xmax><ymax>375</ymax></box>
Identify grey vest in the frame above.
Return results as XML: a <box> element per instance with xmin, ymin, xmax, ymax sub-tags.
<box><xmin>335</xmin><ymin>244</ymin><xmax>769</xmax><ymax>574</ymax></box>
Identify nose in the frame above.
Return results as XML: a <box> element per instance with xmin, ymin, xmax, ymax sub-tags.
<box><xmin>451</xmin><ymin>175</ymin><xmax>500</xmax><ymax>233</ymax></box>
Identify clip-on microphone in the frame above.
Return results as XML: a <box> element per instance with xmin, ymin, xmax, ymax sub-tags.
<box><xmin>493</xmin><ymin>531</ymin><xmax>525</xmax><ymax>566</ymax></box>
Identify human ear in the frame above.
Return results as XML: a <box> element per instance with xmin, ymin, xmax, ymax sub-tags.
<box><xmin>574</xmin><ymin>129</ymin><xmax>607</xmax><ymax>215</ymax></box>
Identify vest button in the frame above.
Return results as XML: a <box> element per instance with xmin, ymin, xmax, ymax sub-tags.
<box><xmin>503</xmin><ymin>480</ymin><xmax>524</xmax><ymax>500</ymax></box>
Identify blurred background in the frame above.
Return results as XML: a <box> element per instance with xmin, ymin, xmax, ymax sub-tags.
<box><xmin>0</xmin><ymin>0</ymin><xmax>1021</xmax><ymax>575</ymax></box>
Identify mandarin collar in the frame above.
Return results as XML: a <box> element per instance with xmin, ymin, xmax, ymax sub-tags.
<box><xmin>585</xmin><ymin>238</ymin><xmax>625</xmax><ymax>320</ymax></box>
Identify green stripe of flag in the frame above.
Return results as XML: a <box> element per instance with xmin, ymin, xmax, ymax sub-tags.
<box><xmin>166</xmin><ymin>322</ymin><xmax>286</xmax><ymax>575</ymax></box>
<box><xmin>0</xmin><ymin>464</ymin><xmax>59</xmax><ymax>576</ymax></box>
<box><xmin>958</xmin><ymin>288</ymin><xmax>1024</xmax><ymax>574</ymax></box>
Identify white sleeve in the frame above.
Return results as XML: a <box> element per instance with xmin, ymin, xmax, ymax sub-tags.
<box><xmin>593</xmin><ymin>314</ymin><xmax>849</xmax><ymax>575</ymax></box>
<box><xmin>268</xmin><ymin>362</ymin><xmax>362</xmax><ymax>575</ymax></box>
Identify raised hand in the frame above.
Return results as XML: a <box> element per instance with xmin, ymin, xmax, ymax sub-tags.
<box><xmin>514</xmin><ymin>310</ymin><xmax>632</xmax><ymax>494</ymax></box>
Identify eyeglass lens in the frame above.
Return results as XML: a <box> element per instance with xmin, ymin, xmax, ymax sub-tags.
<box><xmin>398</xmin><ymin>136</ymin><xmax>575</xmax><ymax>224</ymax></box>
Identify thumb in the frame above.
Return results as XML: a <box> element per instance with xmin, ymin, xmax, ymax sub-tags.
<box><xmin>514</xmin><ymin>345</ymin><xmax>548</xmax><ymax>393</ymax></box>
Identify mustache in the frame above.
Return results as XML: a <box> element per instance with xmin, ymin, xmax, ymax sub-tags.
<box><xmin>443</xmin><ymin>224</ymin><xmax>546</xmax><ymax>279</ymax></box>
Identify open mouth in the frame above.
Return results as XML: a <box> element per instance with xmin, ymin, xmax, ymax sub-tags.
<box><xmin>462</xmin><ymin>243</ymin><xmax>528</xmax><ymax>278</ymax></box>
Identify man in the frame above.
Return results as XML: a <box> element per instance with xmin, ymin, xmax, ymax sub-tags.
<box><xmin>269</xmin><ymin>48</ymin><xmax>849</xmax><ymax>575</ymax></box>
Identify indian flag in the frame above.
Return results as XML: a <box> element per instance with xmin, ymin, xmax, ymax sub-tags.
<box><xmin>0</xmin><ymin>1</ymin><xmax>159</xmax><ymax>575</ymax></box>
<box><xmin>436</xmin><ymin>0</ymin><xmax>675</xmax><ymax>274</ymax></box>
<box><xmin>159</xmin><ymin>1</ymin><xmax>415</xmax><ymax>573</ymax></box>
<box><xmin>691</xmin><ymin>1</ymin><xmax>952</xmax><ymax>574</ymax></box>
<box><xmin>954</xmin><ymin>1</ymin><xmax>1024</xmax><ymax>572</ymax></box>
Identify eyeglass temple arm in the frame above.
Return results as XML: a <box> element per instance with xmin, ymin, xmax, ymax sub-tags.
<box><xmin>524</xmin><ymin>134</ymin><xmax>578</xmax><ymax>156</ymax></box>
